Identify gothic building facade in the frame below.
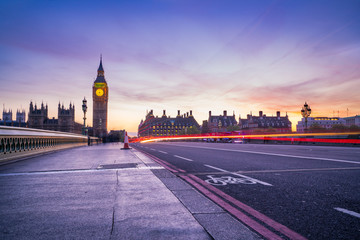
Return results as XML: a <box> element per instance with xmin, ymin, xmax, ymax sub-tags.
<box><xmin>92</xmin><ymin>57</ymin><xmax>109</xmax><ymax>138</ymax></box>
<box><xmin>27</xmin><ymin>102</ymin><xmax>82</xmax><ymax>134</ymax></box>
<box><xmin>0</xmin><ymin>109</ymin><xmax>26</xmax><ymax>127</ymax></box>
<box><xmin>16</xmin><ymin>110</ymin><xmax>26</xmax><ymax>123</ymax></box>
<box><xmin>2</xmin><ymin>109</ymin><xmax>12</xmax><ymax>122</ymax></box>
<box><xmin>27</xmin><ymin>102</ymin><xmax>48</xmax><ymax>129</ymax></box>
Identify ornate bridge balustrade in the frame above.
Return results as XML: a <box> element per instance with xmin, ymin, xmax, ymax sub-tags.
<box><xmin>0</xmin><ymin>137</ymin><xmax>55</xmax><ymax>153</ymax></box>
<box><xmin>0</xmin><ymin>126</ymin><xmax>97</xmax><ymax>163</ymax></box>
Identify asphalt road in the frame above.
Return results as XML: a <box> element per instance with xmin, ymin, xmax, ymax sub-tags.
<box><xmin>131</xmin><ymin>142</ymin><xmax>360</xmax><ymax>240</ymax></box>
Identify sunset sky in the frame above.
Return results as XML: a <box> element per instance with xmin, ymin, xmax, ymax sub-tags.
<box><xmin>1</xmin><ymin>0</ymin><xmax>359</xmax><ymax>135</ymax></box>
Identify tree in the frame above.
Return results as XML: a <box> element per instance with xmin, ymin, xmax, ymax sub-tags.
<box><xmin>188</xmin><ymin>126</ymin><xmax>200</xmax><ymax>134</ymax></box>
<box><xmin>349</xmin><ymin>125</ymin><xmax>360</xmax><ymax>132</ymax></box>
<box><xmin>226</xmin><ymin>125</ymin><xmax>240</xmax><ymax>132</ymax></box>
<box><xmin>179</xmin><ymin>126</ymin><xmax>200</xmax><ymax>135</ymax></box>
<box><xmin>309</xmin><ymin>123</ymin><xmax>324</xmax><ymax>132</ymax></box>
<box><xmin>266</xmin><ymin>127</ymin><xmax>277</xmax><ymax>133</ymax></box>
<box><xmin>331</xmin><ymin>124</ymin><xmax>348</xmax><ymax>132</ymax></box>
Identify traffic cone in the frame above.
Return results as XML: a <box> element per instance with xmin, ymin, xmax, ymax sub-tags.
<box><xmin>121</xmin><ymin>131</ymin><xmax>131</xmax><ymax>150</ymax></box>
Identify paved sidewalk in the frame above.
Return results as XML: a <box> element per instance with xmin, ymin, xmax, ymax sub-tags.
<box><xmin>0</xmin><ymin>143</ymin><xmax>210</xmax><ymax>239</ymax></box>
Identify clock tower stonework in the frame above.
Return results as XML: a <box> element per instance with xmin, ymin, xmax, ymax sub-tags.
<box><xmin>92</xmin><ymin>57</ymin><xmax>108</xmax><ymax>137</ymax></box>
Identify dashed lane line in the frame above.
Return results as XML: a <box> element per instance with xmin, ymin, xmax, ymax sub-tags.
<box><xmin>204</xmin><ymin>164</ymin><xmax>273</xmax><ymax>186</ymax></box>
<box><xmin>158</xmin><ymin>150</ymin><xmax>168</xmax><ymax>154</ymax></box>
<box><xmin>233</xmin><ymin>167</ymin><xmax>360</xmax><ymax>174</ymax></box>
<box><xmin>334</xmin><ymin>207</ymin><xmax>360</xmax><ymax>218</ymax></box>
<box><xmin>163</xmin><ymin>144</ymin><xmax>360</xmax><ymax>165</ymax></box>
<box><xmin>173</xmin><ymin>155</ymin><xmax>194</xmax><ymax>162</ymax></box>
<box><xmin>170</xmin><ymin>167</ymin><xmax>360</xmax><ymax>176</ymax></box>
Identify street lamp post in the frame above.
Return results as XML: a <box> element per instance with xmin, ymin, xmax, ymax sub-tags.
<box><xmin>82</xmin><ymin>97</ymin><xmax>87</xmax><ymax>136</ymax></box>
<box><xmin>301</xmin><ymin>102</ymin><xmax>311</xmax><ymax>132</ymax></box>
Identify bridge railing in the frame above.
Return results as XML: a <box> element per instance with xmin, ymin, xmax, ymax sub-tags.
<box><xmin>0</xmin><ymin>126</ymin><xmax>98</xmax><ymax>163</ymax></box>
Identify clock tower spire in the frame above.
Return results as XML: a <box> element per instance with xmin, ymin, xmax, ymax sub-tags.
<box><xmin>98</xmin><ymin>54</ymin><xmax>104</xmax><ymax>76</ymax></box>
<box><xmin>92</xmin><ymin>56</ymin><xmax>109</xmax><ymax>138</ymax></box>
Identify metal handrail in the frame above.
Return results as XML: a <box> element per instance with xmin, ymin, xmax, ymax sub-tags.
<box><xmin>0</xmin><ymin>125</ymin><xmax>88</xmax><ymax>138</ymax></box>
<box><xmin>0</xmin><ymin>126</ymin><xmax>99</xmax><ymax>163</ymax></box>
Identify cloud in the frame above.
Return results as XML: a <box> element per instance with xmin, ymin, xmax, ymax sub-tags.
<box><xmin>224</xmin><ymin>70</ymin><xmax>360</xmax><ymax>113</ymax></box>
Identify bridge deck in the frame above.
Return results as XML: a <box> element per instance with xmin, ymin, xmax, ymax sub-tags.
<box><xmin>0</xmin><ymin>143</ymin><xmax>212</xmax><ymax>239</ymax></box>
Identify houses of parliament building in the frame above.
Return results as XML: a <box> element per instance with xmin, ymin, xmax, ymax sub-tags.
<box><xmin>27</xmin><ymin>101</ymin><xmax>83</xmax><ymax>134</ymax></box>
<box><xmin>2</xmin><ymin>58</ymin><xmax>109</xmax><ymax>137</ymax></box>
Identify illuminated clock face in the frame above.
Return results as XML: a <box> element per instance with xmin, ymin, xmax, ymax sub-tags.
<box><xmin>96</xmin><ymin>88</ymin><xmax>104</xmax><ymax>96</ymax></box>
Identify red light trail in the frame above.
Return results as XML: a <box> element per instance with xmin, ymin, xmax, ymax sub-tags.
<box><xmin>132</xmin><ymin>132</ymin><xmax>360</xmax><ymax>145</ymax></box>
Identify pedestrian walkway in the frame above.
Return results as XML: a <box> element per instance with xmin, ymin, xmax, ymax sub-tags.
<box><xmin>0</xmin><ymin>143</ymin><xmax>210</xmax><ymax>239</ymax></box>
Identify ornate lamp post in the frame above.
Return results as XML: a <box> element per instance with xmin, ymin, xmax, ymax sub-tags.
<box><xmin>82</xmin><ymin>97</ymin><xmax>87</xmax><ymax>135</ymax></box>
<box><xmin>301</xmin><ymin>102</ymin><xmax>311</xmax><ymax>132</ymax></box>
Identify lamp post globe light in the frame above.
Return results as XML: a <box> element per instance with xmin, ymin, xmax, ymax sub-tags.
<box><xmin>82</xmin><ymin>97</ymin><xmax>88</xmax><ymax>136</ymax></box>
<box><xmin>301</xmin><ymin>102</ymin><xmax>311</xmax><ymax>132</ymax></box>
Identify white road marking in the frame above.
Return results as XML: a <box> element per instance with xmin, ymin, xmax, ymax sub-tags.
<box><xmin>235</xmin><ymin>167</ymin><xmax>360</xmax><ymax>174</ymax></box>
<box><xmin>166</xmin><ymin>144</ymin><xmax>360</xmax><ymax>165</ymax></box>
<box><xmin>204</xmin><ymin>164</ymin><xmax>272</xmax><ymax>186</ymax></box>
<box><xmin>334</xmin><ymin>207</ymin><xmax>360</xmax><ymax>218</ymax></box>
<box><xmin>149</xmin><ymin>148</ymin><xmax>156</xmax><ymax>151</ymax></box>
<box><xmin>137</xmin><ymin>166</ymin><xmax>164</xmax><ymax>170</ymax></box>
<box><xmin>158</xmin><ymin>150</ymin><xmax>168</xmax><ymax>154</ymax></box>
<box><xmin>174</xmin><ymin>155</ymin><xmax>193</xmax><ymax>162</ymax></box>
<box><xmin>205</xmin><ymin>175</ymin><xmax>257</xmax><ymax>186</ymax></box>
<box><xmin>0</xmin><ymin>166</ymin><xmax>165</xmax><ymax>176</ymax></box>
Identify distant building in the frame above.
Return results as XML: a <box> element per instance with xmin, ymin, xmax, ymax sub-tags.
<box><xmin>296</xmin><ymin>117</ymin><xmax>345</xmax><ymax>132</ymax></box>
<box><xmin>2</xmin><ymin>109</ymin><xmax>12</xmax><ymax>122</ymax></box>
<box><xmin>341</xmin><ymin>115</ymin><xmax>360</xmax><ymax>127</ymax></box>
<box><xmin>239</xmin><ymin>111</ymin><xmax>292</xmax><ymax>132</ymax></box>
<box><xmin>27</xmin><ymin>102</ymin><xmax>48</xmax><ymax>129</ymax></box>
<box><xmin>0</xmin><ymin>108</ymin><xmax>26</xmax><ymax>127</ymax></box>
<box><xmin>138</xmin><ymin>110</ymin><xmax>200</xmax><ymax>137</ymax></box>
<box><xmin>57</xmin><ymin>103</ymin><xmax>77</xmax><ymax>132</ymax></box>
<box><xmin>27</xmin><ymin>101</ymin><xmax>82</xmax><ymax>134</ymax></box>
<box><xmin>16</xmin><ymin>110</ymin><xmax>26</xmax><ymax>123</ymax></box>
<box><xmin>201</xmin><ymin>120</ymin><xmax>211</xmax><ymax>134</ymax></box>
<box><xmin>206</xmin><ymin>111</ymin><xmax>238</xmax><ymax>133</ymax></box>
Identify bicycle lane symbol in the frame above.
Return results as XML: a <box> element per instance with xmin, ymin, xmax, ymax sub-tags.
<box><xmin>205</xmin><ymin>175</ymin><xmax>257</xmax><ymax>186</ymax></box>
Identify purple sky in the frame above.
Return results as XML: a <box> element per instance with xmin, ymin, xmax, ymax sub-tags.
<box><xmin>1</xmin><ymin>0</ymin><xmax>359</xmax><ymax>133</ymax></box>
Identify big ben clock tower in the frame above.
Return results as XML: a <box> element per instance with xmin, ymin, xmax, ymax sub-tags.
<box><xmin>93</xmin><ymin>56</ymin><xmax>108</xmax><ymax>138</ymax></box>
